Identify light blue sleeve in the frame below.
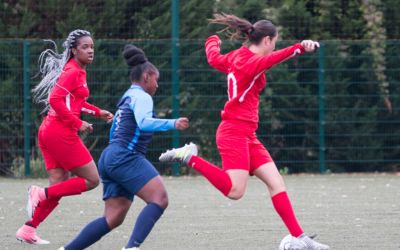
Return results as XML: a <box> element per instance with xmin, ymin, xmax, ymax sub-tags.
<box><xmin>131</xmin><ymin>91</ymin><xmax>176</xmax><ymax>132</ymax></box>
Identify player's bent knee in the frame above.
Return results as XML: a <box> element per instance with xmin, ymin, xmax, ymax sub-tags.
<box><xmin>227</xmin><ymin>193</ymin><xmax>244</xmax><ymax>200</ymax></box>
<box><xmin>108</xmin><ymin>217</ymin><xmax>125</xmax><ymax>229</ymax></box>
<box><xmin>152</xmin><ymin>193</ymin><xmax>169</xmax><ymax>209</ymax></box>
<box><xmin>159</xmin><ymin>196</ymin><xmax>169</xmax><ymax>209</ymax></box>
<box><xmin>227</xmin><ymin>188</ymin><xmax>245</xmax><ymax>200</ymax></box>
<box><xmin>86</xmin><ymin>177</ymin><xmax>100</xmax><ymax>190</ymax></box>
<box><xmin>93</xmin><ymin>177</ymin><xmax>100</xmax><ymax>187</ymax></box>
<box><xmin>106</xmin><ymin>211</ymin><xmax>128</xmax><ymax>229</ymax></box>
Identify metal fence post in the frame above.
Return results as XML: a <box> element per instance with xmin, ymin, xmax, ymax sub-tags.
<box><xmin>318</xmin><ymin>43</ymin><xmax>326</xmax><ymax>174</ymax></box>
<box><xmin>23</xmin><ymin>40</ymin><xmax>31</xmax><ymax>177</ymax></box>
<box><xmin>171</xmin><ymin>0</ymin><xmax>180</xmax><ymax>176</ymax></box>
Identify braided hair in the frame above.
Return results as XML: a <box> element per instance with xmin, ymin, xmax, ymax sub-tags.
<box><xmin>32</xmin><ymin>29</ymin><xmax>91</xmax><ymax>112</ymax></box>
<box><xmin>122</xmin><ymin>44</ymin><xmax>158</xmax><ymax>83</ymax></box>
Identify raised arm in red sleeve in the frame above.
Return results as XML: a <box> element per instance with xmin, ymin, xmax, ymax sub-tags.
<box><xmin>205</xmin><ymin>35</ymin><xmax>231</xmax><ymax>73</ymax></box>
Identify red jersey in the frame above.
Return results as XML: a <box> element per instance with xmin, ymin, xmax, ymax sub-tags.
<box><xmin>205</xmin><ymin>35</ymin><xmax>305</xmax><ymax>124</ymax></box>
<box><xmin>46</xmin><ymin>58</ymin><xmax>101</xmax><ymax>130</ymax></box>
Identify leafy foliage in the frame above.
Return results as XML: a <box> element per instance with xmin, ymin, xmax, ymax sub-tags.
<box><xmin>1</xmin><ymin>0</ymin><xmax>399</xmax><ymax>175</ymax></box>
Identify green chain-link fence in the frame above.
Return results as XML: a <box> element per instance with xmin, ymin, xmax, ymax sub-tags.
<box><xmin>1</xmin><ymin>39</ymin><xmax>399</xmax><ymax>177</ymax></box>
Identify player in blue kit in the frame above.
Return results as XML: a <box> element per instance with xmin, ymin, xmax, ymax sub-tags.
<box><xmin>58</xmin><ymin>44</ymin><xmax>190</xmax><ymax>250</ymax></box>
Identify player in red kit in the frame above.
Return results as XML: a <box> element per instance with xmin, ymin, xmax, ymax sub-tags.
<box><xmin>16</xmin><ymin>29</ymin><xmax>113</xmax><ymax>245</ymax></box>
<box><xmin>160</xmin><ymin>14</ymin><xmax>329</xmax><ymax>250</ymax></box>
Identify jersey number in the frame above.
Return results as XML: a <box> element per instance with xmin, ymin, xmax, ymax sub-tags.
<box><xmin>113</xmin><ymin>109</ymin><xmax>123</xmax><ymax>132</ymax></box>
<box><xmin>227</xmin><ymin>72</ymin><xmax>237</xmax><ymax>100</ymax></box>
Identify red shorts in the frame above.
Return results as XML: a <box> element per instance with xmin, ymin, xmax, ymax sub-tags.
<box><xmin>216</xmin><ymin>119</ymin><xmax>273</xmax><ymax>174</ymax></box>
<box><xmin>38</xmin><ymin>118</ymin><xmax>93</xmax><ymax>171</ymax></box>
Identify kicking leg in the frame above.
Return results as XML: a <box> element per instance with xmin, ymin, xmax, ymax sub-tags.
<box><xmin>159</xmin><ymin>143</ymin><xmax>249</xmax><ymax>198</ymax></box>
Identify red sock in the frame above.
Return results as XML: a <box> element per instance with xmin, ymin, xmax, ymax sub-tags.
<box><xmin>272</xmin><ymin>191</ymin><xmax>304</xmax><ymax>237</ymax></box>
<box><xmin>26</xmin><ymin>198</ymin><xmax>60</xmax><ymax>228</ymax></box>
<box><xmin>188</xmin><ymin>155</ymin><xmax>232</xmax><ymax>196</ymax></box>
<box><xmin>47</xmin><ymin>177</ymin><xmax>87</xmax><ymax>199</ymax></box>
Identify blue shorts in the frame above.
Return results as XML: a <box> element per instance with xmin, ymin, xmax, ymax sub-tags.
<box><xmin>98</xmin><ymin>144</ymin><xmax>159</xmax><ymax>201</ymax></box>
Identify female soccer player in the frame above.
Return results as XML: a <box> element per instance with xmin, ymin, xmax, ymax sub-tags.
<box><xmin>58</xmin><ymin>44</ymin><xmax>189</xmax><ymax>250</ymax></box>
<box><xmin>16</xmin><ymin>29</ymin><xmax>114</xmax><ymax>244</ymax></box>
<box><xmin>160</xmin><ymin>13</ymin><xmax>330</xmax><ymax>250</ymax></box>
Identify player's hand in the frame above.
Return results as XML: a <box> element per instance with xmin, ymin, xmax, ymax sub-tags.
<box><xmin>175</xmin><ymin>117</ymin><xmax>189</xmax><ymax>130</ymax></box>
<box><xmin>79</xmin><ymin>121</ymin><xmax>93</xmax><ymax>133</ymax></box>
<box><xmin>301</xmin><ymin>40</ymin><xmax>320</xmax><ymax>52</ymax></box>
<box><xmin>208</xmin><ymin>35</ymin><xmax>221</xmax><ymax>46</ymax></box>
<box><xmin>100</xmin><ymin>110</ymin><xmax>114</xmax><ymax>123</ymax></box>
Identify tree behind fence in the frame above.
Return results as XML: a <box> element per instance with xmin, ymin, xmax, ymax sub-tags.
<box><xmin>0</xmin><ymin>39</ymin><xmax>399</xmax><ymax>176</ymax></box>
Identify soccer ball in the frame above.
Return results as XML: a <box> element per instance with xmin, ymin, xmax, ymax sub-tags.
<box><xmin>279</xmin><ymin>234</ymin><xmax>305</xmax><ymax>250</ymax></box>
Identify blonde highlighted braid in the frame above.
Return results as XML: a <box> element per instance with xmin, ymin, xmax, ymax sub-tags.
<box><xmin>32</xmin><ymin>29</ymin><xmax>91</xmax><ymax>112</ymax></box>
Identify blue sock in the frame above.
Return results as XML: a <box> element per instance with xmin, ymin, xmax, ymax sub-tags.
<box><xmin>64</xmin><ymin>217</ymin><xmax>110</xmax><ymax>250</ymax></box>
<box><xmin>126</xmin><ymin>203</ymin><xmax>165</xmax><ymax>248</ymax></box>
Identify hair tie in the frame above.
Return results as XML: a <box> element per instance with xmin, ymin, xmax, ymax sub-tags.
<box><xmin>247</xmin><ymin>26</ymin><xmax>255</xmax><ymax>36</ymax></box>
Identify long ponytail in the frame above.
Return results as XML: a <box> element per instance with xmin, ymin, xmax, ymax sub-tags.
<box><xmin>209</xmin><ymin>13</ymin><xmax>253</xmax><ymax>40</ymax></box>
<box><xmin>208</xmin><ymin>13</ymin><xmax>277</xmax><ymax>44</ymax></box>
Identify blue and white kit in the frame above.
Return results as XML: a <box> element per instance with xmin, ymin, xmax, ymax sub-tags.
<box><xmin>99</xmin><ymin>85</ymin><xmax>177</xmax><ymax>200</ymax></box>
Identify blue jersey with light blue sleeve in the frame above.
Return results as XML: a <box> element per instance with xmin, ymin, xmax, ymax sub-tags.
<box><xmin>109</xmin><ymin>85</ymin><xmax>176</xmax><ymax>155</ymax></box>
